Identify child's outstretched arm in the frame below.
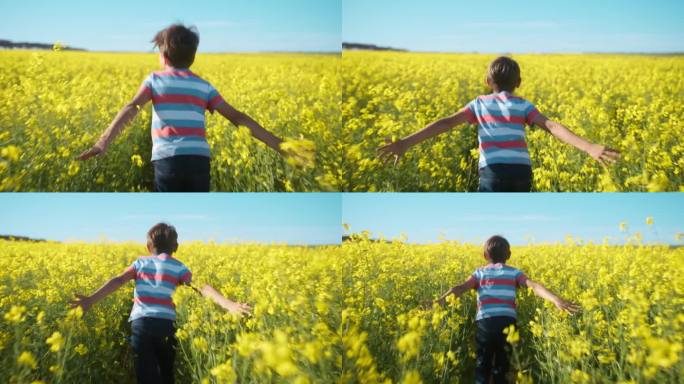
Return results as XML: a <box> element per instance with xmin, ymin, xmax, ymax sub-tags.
<box><xmin>531</xmin><ymin>114</ymin><xmax>620</xmax><ymax>166</ymax></box>
<box><xmin>76</xmin><ymin>88</ymin><xmax>151</xmax><ymax>160</ymax></box>
<box><xmin>424</xmin><ymin>276</ymin><xmax>476</xmax><ymax>308</ymax></box>
<box><xmin>377</xmin><ymin>109</ymin><xmax>470</xmax><ymax>166</ymax></box>
<box><xmin>525</xmin><ymin>279</ymin><xmax>581</xmax><ymax>314</ymax></box>
<box><xmin>69</xmin><ymin>268</ymin><xmax>136</xmax><ymax>313</ymax></box>
<box><xmin>215</xmin><ymin>102</ymin><xmax>283</xmax><ymax>155</ymax></box>
<box><xmin>192</xmin><ymin>283</ymin><xmax>252</xmax><ymax>316</ymax></box>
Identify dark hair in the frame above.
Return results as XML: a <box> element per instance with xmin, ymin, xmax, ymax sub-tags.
<box><xmin>484</xmin><ymin>235</ymin><xmax>510</xmax><ymax>263</ymax></box>
<box><xmin>152</xmin><ymin>24</ymin><xmax>199</xmax><ymax>68</ymax></box>
<box><xmin>487</xmin><ymin>56</ymin><xmax>521</xmax><ymax>92</ymax></box>
<box><xmin>147</xmin><ymin>223</ymin><xmax>178</xmax><ymax>254</ymax></box>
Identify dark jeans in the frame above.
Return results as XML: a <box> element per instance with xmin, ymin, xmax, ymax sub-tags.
<box><xmin>153</xmin><ymin>155</ymin><xmax>210</xmax><ymax>192</ymax></box>
<box><xmin>130</xmin><ymin>318</ymin><xmax>177</xmax><ymax>384</ymax></box>
<box><xmin>478</xmin><ymin>164</ymin><xmax>532</xmax><ymax>192</ymax></box>
<box><xmin>475</xmin><ymin>316</ymin><xmax>516</xmax><ymax>384</ymax></box>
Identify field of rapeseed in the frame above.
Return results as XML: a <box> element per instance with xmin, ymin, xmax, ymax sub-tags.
<box><xmin>341</xmin><ymin>52</ymin><xmax>684</xmax><ymax>192</ymax></box>
<box><xmin>2</xmin><ymin>236</ymin><xmax>683</xmax><ymax>383</ymax></box>
<box><xmin>342</xmin><ymin>234</ymin><xmax>684</xmax><ymax>383</ymax></box>
<box><xmin>0</xmin><ymin>241</ymin><xmax>344</xmax><ymax>383</ymax></box>
<box><xmin>0</xmin><ymin>51</ymin><xmax>340</xmax><ymax>191</ymax></box>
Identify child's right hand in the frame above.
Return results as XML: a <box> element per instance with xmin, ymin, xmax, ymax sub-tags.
<box><xmin>553</xmin><ymin>298</ymin><xmax>581</xmax><ymax>314</ymax></box>
<box><xmin>69</xmin><ymin>294</ymin><xmax>93</xmax><ymax>313</ymax></box>
<box><xmin>587</xmin><ymin>144</ymin><xmax>620</xmax><ymax>166</ymax></box>
<box><xmin>376</xmin><ymin>138</ymin><xmax>408</xmax><ymax>166</ymax></box>
<box><xmin>76</xmin><ymin>146</ymin><xmax>104</xmax><ymax>161</ymax></box>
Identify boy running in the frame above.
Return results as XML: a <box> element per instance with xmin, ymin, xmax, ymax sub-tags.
<box><xmin>430</xmin><ymin>235</ymin><xmax>580</xmax><ymax>383</ymax></box>
<box><xmin>77</xmin><ymin>24</ymin><xmax>286</xmax><ymax>192</ymax></box>
<box><xmin>69</xmin><ymin>223</ymin><xmax>251</xmax><ymax>383</ymax></box>
<box><xmin>377</xmin><ymin>56</ymin><xmax>620</xmax><ymax>192</ymax></box>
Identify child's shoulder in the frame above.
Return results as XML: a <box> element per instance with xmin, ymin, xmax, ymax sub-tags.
<box><xmin>473</xmin><ymin>92</ymin><xmax>532</xmax><ymax>105</ymax></box>
<box><xmin>502</xmin><ymin>264</ymin><xmax>525</xmax><ymax>274</ymax></box>
<box><xmin>147</xmin><ymin>70</ymin><xmax>212</xmax><ymax>85</ymax></box>
<box><xmin>474</xmin><ymin>263</ymin><xmax>524</xmax><ymax>272</ymax></box>
<box><xmin>167</xmin><ymin>256</ymin><xmax>190</xmax><ymax>269</ymax></box>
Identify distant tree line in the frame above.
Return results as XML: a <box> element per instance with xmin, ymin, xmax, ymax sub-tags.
<box><xmin>0</xmin><ymin>39</ymin><xmax>86</xmax><ymax>51</ymax></box>
<box><xmin>342</xmin><ymin>42</ymin><xmax>407</xmax><ymax>51</ymax></box>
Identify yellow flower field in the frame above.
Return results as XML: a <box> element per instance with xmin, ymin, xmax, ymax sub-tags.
<box><xmin>341</xmin><ymin>235</ymin><xmax>684</xmax><ymax>383</ymax></box>
<box><xmin>341</xmin><ymin>52</ymin><xmax>684</xmax><ymax>191</ymax></box>
<box><xmin>1</xmin><ymin>238</ymin><xmax>682</xmax><ymax>382</ymax></box>
<box><xmin>0</xmin><ymin>51</ymin><xmax>341</xmax><ymax>191</ymax></box>
<box><xmin>0</xmin><ymin>241</ymin><xmax>344</xmax><ymax>383</ymax></box>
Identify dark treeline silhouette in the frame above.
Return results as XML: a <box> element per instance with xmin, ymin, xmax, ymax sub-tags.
<box><xmin>342</xmin><ymin>42</ymin><xmax>407</xmax><ymax>52</ymax></box>
<box><xmin>0</xmin><ymin>234</ymin><xmax>48</xmax><ymax>242</ymax></box>
<box><xmin>0</xmin><ymin>39</ymin><xmax>86</xmax><ymax>51</ymax></box>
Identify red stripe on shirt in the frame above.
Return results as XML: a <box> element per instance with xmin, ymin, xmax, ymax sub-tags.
<box><xmin>516</xmin><ymin>274</ymin><xmax>528</xmax><ymax>286</ymax></box>
<box><xmin>526</xmin><ymin>109</ymin><xmax>540</xmax><ymax>125</ymax></box>
<box><xmin>152</xmin><ymin>94</ymin><xmax>208</xmax><ymax>109</ymax></box>
<box><xmin>480</xmin><ymin>140</ymin><xmax>528</xmax><ymax>150</ymax></box>
<box><xmin>134</xmin><ymin>296</ymin><xmax>175</xmax><ymax>307</ymax></box>
<box><xmin>179</xmin><ymin>271</ymin><xmax>192</xmax><ymax>283</ymax></box>
<box><xmin>479</xmin><ymin>298</ymin><xmax>516</xmax><ymax>307</ymax></box>
<box><xmin>208</xmin><ymin>95</ymin><xmax>225</xmax><ymax>111</ymax></box>
<box><xmin>478</xmin><ymin>115</ymin><xmax>527</xmax><ymax>124</ymax></box>
<box><xmin>136</xmin><ymin>272</ymin><xmax>178</xmax><ymax>284</ymax></box>
<box><xmin>140</xmin><ymin>84</ymin><xmax>152</xmax><ymax>98</ymax></box>
<box><xmin>152</xmin><ymin>126</ymin><xmax>206</xmax><ymax>138</ymax></box>
<box><xmin>462</xmin><ymin>107</ymin><xmax>477</xmax><ymax>124</ymax></box>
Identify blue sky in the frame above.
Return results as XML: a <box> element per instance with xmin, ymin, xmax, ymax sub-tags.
<box><xmin>342</xmin><ymin>193</ymin><xmax>683</xmax><ymax>245</ymax></box>
<box><xmin>343</xmin><ymin>0</ymin><xmax>684</xmax><ymax>53</ymax></box>
<box><xmin>0</xmin><ymin>0</ymin><xmax>341</xmax><ymax>52</ymax></box>
<box><xmin>0</xmin><ymin>194</ymin><xmax>341</xmax><ymax>245</ymax></box>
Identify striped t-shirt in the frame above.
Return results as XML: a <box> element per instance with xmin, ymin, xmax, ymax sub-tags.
<box><xmin>462</xmin><ymin>91</ymin><xmax>540</xmax><ymax>168</ymax></box>
<box><xmin>126</xmin><ymin>253</ymin><xmax>192</xmax><ymax>321</ymax></box>
<box><xmin>468</xmin><ymin>263</ymin><xmax>528</xmax><ymax>320</ymax></box>
<box><xmin>140</xmin><ymin>69</ymin><xmax>226</xmax><ymax>161</ymax></box>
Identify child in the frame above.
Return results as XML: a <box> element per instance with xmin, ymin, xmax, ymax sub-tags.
<box><xmin>430</xmin><ymin>235</ymin><xmax>580</xmax><ymax>384</ymax></box>
<box><xmin>76</xmin><ymin>24</ymin><xmax>286</xmax><ymax>192</ymax></box>
<box><xmin>377</xmin><ymin>56</ymin><xmax>620</xmax><ymax>192</ymax></box>
<box><xmin>69</xmin><ymin>223</ymin><xmax>251</xmax><ymax>384</ymax></box>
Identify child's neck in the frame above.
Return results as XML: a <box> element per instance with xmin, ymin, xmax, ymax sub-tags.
<box><xmin>164</xmin><ymin>65</ymin><xmax>188</xmax><ymax>71</ymax></box>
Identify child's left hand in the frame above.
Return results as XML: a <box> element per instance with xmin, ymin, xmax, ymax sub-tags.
<box><xmin>224</xmin><ymin>301</ymin><xmax>253</xmax><ymax>316</ymax></box>
<box><xmin>553</xmin><ymin>298</ymin><xmax>582</xmax><ymax>314</ymax></box>
<box><xmin>587</xmin><ymin>144</ymin><xmax>620</xmax><ymax>166</ymax></box>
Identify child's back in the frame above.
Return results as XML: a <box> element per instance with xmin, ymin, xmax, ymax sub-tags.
<box><xmin>143</xmin><ymin>69</ymin><xmax>224</xmax><ymax>161</ymax></box>
<box><xmin>464</xmin><ymin>91</ymin><xmax>539</xmax><ymax>169</ymax></box>
<box><xmin>471</xmin><ymin>262</ymin><xmax>527</xmax><ymax>320</ymax></box>
<box><xmin>128</xmin><ymin>252</ymin><xmax>191</xmax><ymax>321</ymax></box>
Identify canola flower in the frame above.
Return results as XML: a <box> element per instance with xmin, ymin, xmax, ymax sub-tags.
<box><xmin>341</xmin><ymin>51</ymin><xmax>684</xmax><ymax>191</ymax></box>
<box><xmin>0</xmin><ymin>51</ymin><xmax>340</xmax><ymax>191</ymax></box>
<box><xmin>1</xmin><ymin>236</ymin><xmax>683</xmax><ymax>382</ymax></box>
<box><xmin>340</xmin><ymin>232</ymin><xmax>684</xmax><ymax>383</ymax></box>
<box><xmin>0</xmin><ymin>240</ymin><xmax>344</xmax><ymax>383</ymax></box>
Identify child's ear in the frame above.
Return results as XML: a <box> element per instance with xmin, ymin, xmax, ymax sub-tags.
<box><xmin>146</xmin><ymin>242</ymin><xmax>153</xmax><ymax>253</ymax></box>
